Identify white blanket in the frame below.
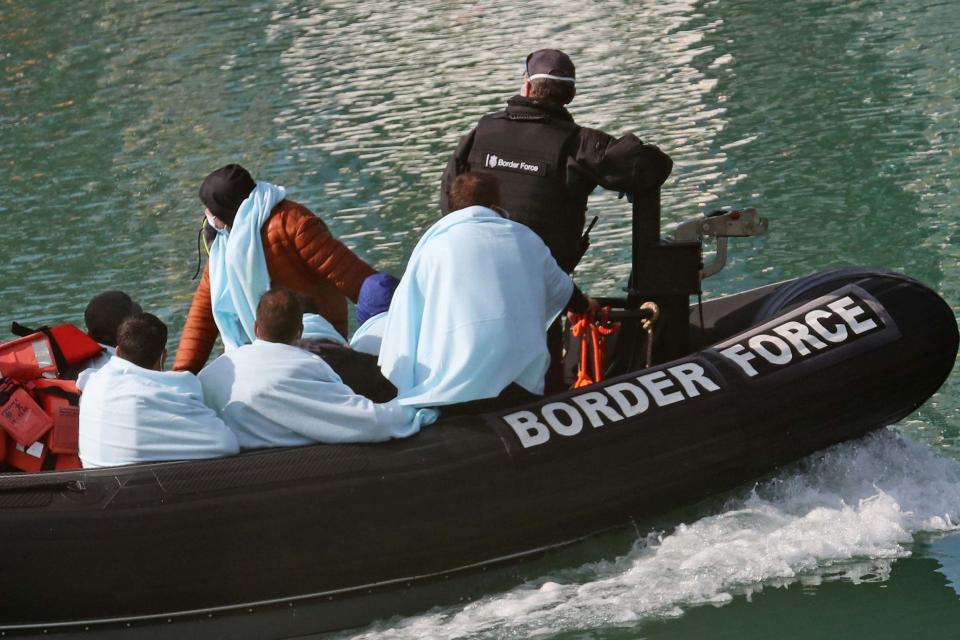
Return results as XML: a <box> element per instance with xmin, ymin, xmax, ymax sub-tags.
<box><xmin>198</xmin><ymin>340</ymin><xmax>435</xmax><ymax>449</ymax></box>
<box><xmin>378</xmin><ymin>206</ymin><xmax>574</xmax><ymax>407</ymax></box>
<box><xmin>78</xmin><ymin>357</ymin><xmax>239</xmax><ymax>468</ymax></box>
<box><xmin>76</xmin><ymin>343</ymin><xmax>114</xmax><ymax>389</ymax></box>
<box><xmin>349</xmin><ymin>312</ymin><xmax>387</xmax><ymax>355</ymax></box>
<box><xmin>301</xmin><ymin>313</ymin><xmax>347</xmax><ymax>344</ymax></box>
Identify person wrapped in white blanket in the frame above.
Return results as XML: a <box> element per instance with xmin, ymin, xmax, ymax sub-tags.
<box><xmin>349</xmin><ymin>273</ymin><xmax>401</xmax><ymax>356</ymax></box>
<box><xmin>294</xmin><ymin>290</ymin><xmax>397</xmax><ymax>402</ymax></box>
<box><xmin>378</xmin><ymin>172</ymin><xmax>597</xmax><ymax>413</ymax></box>
<box><xmin>75</xmin><ymin>290</ymin><xmax>142</xmax><ymax>386</ymax></box>
<box><xmin>199</xmin><ymin>287</ymin><xmax>435</xmax><ymax>449</ymax></box>
<box><xmin>78</xmin><ymin>313</ymin><xmax>239</xmax><ymax>468</ymax></box>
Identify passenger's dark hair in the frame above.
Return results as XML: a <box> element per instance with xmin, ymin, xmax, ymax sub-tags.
<box><xmin>84</xmin><ymin>291</ymin><xmax>142</xmax><ymax>347</ymax></box>
<box><xmin>294</xmin><ymin>291</ymin><xmax>319</xmax><ymax>315</ymax></box>
<box><xmin>449</xmin><ymin>172</ymin><xmax>502</xmax><ymax>212</ymax></box>
<box><xmin>256</xmin><ymin>287</ymin><xmax>303</xmax><ymax>345</ymax></box>
<box><xmin>527</xmin><ymin>78</ymin><xmax>576</xmax><ymax>105</ymax></box>
<box><xmin>116</xmin><ymin>313</ymin><xmax>168</xmax><ymax>369</ymax></box>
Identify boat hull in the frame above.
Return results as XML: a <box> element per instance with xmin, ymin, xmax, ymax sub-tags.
<box><xmin>0</xmin><ymin>269</ymin><xmax>956</xmax><ymax>637</ymax></box>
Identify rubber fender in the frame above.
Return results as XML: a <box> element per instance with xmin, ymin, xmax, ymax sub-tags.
<box><xmin>754</xmin><ymin>267</ymin><xmax>916</xmax><ymax>322</ymax></box>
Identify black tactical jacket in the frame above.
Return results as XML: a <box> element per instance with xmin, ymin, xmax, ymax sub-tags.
<box><xmin>441</xmin><ymin>96</ymin><xmax>673</xmax><ymax>271</ymax></box>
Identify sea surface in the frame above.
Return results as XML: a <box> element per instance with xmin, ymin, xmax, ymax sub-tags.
<box><xmin>1</xmin><ymin>0</ymin><xmax>958</xmax><ymax>637</ymax></box>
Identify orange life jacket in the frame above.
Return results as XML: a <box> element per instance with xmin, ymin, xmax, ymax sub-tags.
<box><xmin>30</xmin><ymin>378</ymin><xmax>80</xmax><ymax>455</ymax></box>
<box><xmin>0</xmin><ymin>324</ymin><xmax>100</xmax><ymax>472</ymax></box>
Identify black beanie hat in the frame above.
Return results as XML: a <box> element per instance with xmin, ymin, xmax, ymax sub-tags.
<box><xmin>198</xmin><ymin>164</ymin><xmax>256</xmax><ymax>227</ymax></box>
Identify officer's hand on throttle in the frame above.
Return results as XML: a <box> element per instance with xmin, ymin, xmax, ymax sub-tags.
<box><xmin>567</xmin><ymin>296</ymin><xmax>600</xmax><ymax>323</ymax></box>
<box><xmin>587</xmin><ymin>296</ymin><xmax>601</xmax><ymax>315</ymax></box>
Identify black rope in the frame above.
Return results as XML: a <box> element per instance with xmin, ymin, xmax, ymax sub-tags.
<box><xmin>697</xmin><ymin>292</ymin><xmax>706</xmax><ymax>348</ymax></box>
<box><xmin>192</xmin><ymin>225</ymin><xmax>204</xmax><ymax>280</ymax></box>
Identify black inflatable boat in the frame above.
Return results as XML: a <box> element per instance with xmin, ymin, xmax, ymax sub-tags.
<box><xmin>0</xmin><ymin>197</ymin><xmax>956</xmax><ymax>639</ymax></box>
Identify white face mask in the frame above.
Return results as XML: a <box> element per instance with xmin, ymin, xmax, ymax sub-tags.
<box><xmin>205</xmin><ymin>211</ymin><xmax>228</xmax><ymax>235</ymax></box>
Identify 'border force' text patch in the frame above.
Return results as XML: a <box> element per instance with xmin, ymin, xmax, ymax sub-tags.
<box><xmin>483</xmin><ymin>153</ymin><xmax>547</xmax><ymax>176</ymax></box>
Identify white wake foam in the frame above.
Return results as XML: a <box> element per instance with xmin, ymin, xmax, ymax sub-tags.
<box><xmin>344</xmin><ymin>429</ymin><xmax>960</xmax><ymax>639</ymax></box>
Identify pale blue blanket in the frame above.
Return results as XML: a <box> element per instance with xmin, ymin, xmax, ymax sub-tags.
<box><xmin>301</xmin><ymin>313</ymin><xmax>347</xmax><ymax>344</ymax></box>
<box><xmin>349</xmin><ymin>311</ymin><xmax>387</xmax><ymax>355</ymax></box>
<box><xmin>199</xmin><ymin>340</ymin><xmax>436</xmax><ymax>449</ymax></box>
<box><xmin>76</xmin><ymin>343</ymin><xmax>114</xmax><ymax>389</ymax></box>
<box><xmin>208</xmin><ymin>181</ymin><xmax>287</xmax><ymax>350</ymax></box>
<box><xmin>78</xmin><ymin>357</ymin><xmax>239</xmax><ymax>468</ymax></box>
<box><xmin>378</xmin><ymin>206</ymin><xmax>574</xmax><ymax>407</ymax></box>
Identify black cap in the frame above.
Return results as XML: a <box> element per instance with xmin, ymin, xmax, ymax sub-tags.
<box><xmin>198</xmin><ymin>164</ymin><xmax>256</xmax><ymax>227</ymax></box>
<box><xmin>84</xmin><ymin>291</ymin><xmax>142</xmax><ymax>347</ymax></box>
<box><xmin>525</xmin><ymin>49</ymin><xmax>575</xmax><ymax>83</ymax></box>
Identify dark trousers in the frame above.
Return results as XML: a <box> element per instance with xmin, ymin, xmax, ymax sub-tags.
<box><xmin>296</xmin><ymin>339</ymin><xmax>397</xmax><ymax>403</ymax></box>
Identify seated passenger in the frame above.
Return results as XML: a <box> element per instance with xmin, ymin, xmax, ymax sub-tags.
<box><xmin>78</xmin><ymin>313</ymin><xmax>239</xmax><ymax>468</ymax></box>
<box><xmin>296</xmin><ymin>291</ymin><xmax>397</xmax><ymax>402</ymax></box>
<box><xmin>75</xmin><ymin>290</ymin><xmax>142</xmax><ymax>382</ymax></box>
<box><xmin>199</xmin><ymin>287</ymin><xmax>435</xmax><ymax>449</ymax></box>
<box><xmin>349</xmin><ymin>273</ymin><xmax>400</xmax><ymax>356</ymax></box>
<box><xmin>378</xmin><ymin>172</ymin><xmax>596</xmax><ymax>411</ymax></box>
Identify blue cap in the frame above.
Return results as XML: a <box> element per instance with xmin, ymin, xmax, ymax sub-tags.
<box><xmin>357</xmin><ymin>273</ymin><xmax>401</xmax><ymax>325</ymax></box>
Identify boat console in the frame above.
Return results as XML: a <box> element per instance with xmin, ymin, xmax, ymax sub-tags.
<box><xmin>578</xmin><ymin>192</ymin><xmax>769</xmax><ymax>377</ymax></box>
<box><xmin>671</xmin><ymin>207</ymin><xmax>768</xmax><ymax>278</ymax></box>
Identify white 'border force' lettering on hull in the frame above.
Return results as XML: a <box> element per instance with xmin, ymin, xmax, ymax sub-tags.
<box><xmin>502</xmin><ymin>362</ymin><xmax>720</xmax><ymax>449</ymax></box>
<box><xmin>718</xmin><ymin>295</ymin><xmax>879</xmax><ymax>377</ymax></box>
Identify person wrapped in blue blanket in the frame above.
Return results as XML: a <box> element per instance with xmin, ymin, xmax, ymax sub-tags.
<box><xmin>296</xmin><ymin>289</ymin><xmax>398</xmax><ymax>402</ymax></box>
<box><xmin>350</xmin><ymin>273</ymin><xmax>401</xmax><ymax>357</ymax></box>
<box><xmin>199</xmin><ymin>287</ymin><xmax>435</xmax><ymax>449</ymax></box>
<box><xmin>378</xmin><ymin>172</ymin><xmax>597</xmax><ymax>414</ymax></box>
<box><xmin>78</xmin><ymin>313</ymin><xmax>239</xmax><ymax>468</ymax></box>
<box><xmin>75</xmin><ymin>290</ymin><xmax>143</xmax><ymax>386</ymax></box>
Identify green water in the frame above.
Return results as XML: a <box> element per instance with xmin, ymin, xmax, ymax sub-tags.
<box><xmin>1</xmin><ymin>0</ymin><xmax>959</xmax><ymax>637</ymax></box>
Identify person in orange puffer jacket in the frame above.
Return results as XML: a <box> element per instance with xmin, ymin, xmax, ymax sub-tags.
<box><xmin>173</xmin><ymin>164</ymin><xmax>376</xmax><ymax>374</ymax></box>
